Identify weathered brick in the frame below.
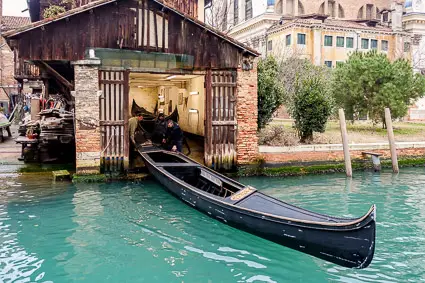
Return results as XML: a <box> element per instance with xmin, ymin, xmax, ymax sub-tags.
<box><xmin>73</xmin><ymin>61</ymin><xmax>101</xmax><ymax>174</ymax></box>
<box><xmin>236</xmin><ymin>62</ymin><xmax>259</xmax><ymax>165</ymax></box>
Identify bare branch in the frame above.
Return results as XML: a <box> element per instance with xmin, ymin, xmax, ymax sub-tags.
<box><xmin>205</xmin><ymin>0</ymin><xmax>235</xmax><ymax>32</ymax></box>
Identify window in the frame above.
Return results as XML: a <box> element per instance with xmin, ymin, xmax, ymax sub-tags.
<box><xmin>336</xmin><ymin>61</ymin><xmax>344</xmax><ymax>67</ymax></box>
<box><xmin>324</xmin><ymin>36</ymin><xmax>333</xmax><ymax>47</ymax></box>
<box><xmin>324</xmin><ymin>61</ymin><xmax>333</xmax><ymax>68</ymax></box>
<box><xmin>205</xmin><ymin>0</ymin><xmax>212</xmax><ymax>8</ymax></box>
<box><xmin>297</xmin><ymin>33</ymin><xmax>306</xmax><ymax>45</ymax></box>
<box><xmin>336</xmin><ymin>36</ymin><xmax>344</xmax><ymax>47</ymax></box>
<box><xmin>253</xmin><ymin>39</ymin><xmax>259</xmax><ymax>49</ymax></box>
<box><xmin>346</xmin><ymin>37</ymin><xmax>354</xmax><ymax>48</ymax></box>
<box><xmin>234</xmin><ymin>0</ymin><xmax>239</xmax><ymax>25</ymax></box>
<box><xmin>371</xmin><ymin>39</ymin><xmax>378</xmax><ymax>49</ymax></box>
<box><xmin>404</xmin><ymin>42</ymin><xmax>411</xmax><ymax>52</ymax></box>
<box><xmin>366</xmin><ymin>4</ymin><xmax>373</xmax><ymax>20</ymax></box>
<box><xmin>267</xmin><ymin>0</ymin><xmax>275</xmax><ymax>5</ymax></box>
<box><xmin>267</xmin><ymin>40</ymin><xmax>273</xmax><ymax>51</ymax></box>
<box><xmin>381</xmin><ymin>40</ymin><xmax>388</xmax><ymax>51</ymax></box>
<box><xmin>286</xmin><ymin>34</ymin><xmax>291</xmax><ymax>46</ymax></box>
<box><xmin>361</xmin><ymin>38</ymin><xmax>369</xmax><ymax>49</ymax></box>
<box><xmin>383</xmin><ymin>12</ymin><xmax>388</xmax><ymax>22</ymax></box>
<box><xmin>245</xmin><ymin>0</ymin><xmax>252</xmax><ymax>20</ymax></box>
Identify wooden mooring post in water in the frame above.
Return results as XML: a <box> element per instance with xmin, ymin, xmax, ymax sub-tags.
<box><xmin>338</xmin><ymin>108</ymin><xmax>352</xmax><ymax>177</ymax></box>
<box><xmin>385</xmin><ymin>108</ymin><xmax>399</xmax><ymax>173</ymax></box>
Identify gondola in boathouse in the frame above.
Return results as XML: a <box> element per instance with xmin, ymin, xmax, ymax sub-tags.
<box><xmin>4</xmin><ymin>0</ymin><xmax>260</xmax><ymax>174</ymax></box>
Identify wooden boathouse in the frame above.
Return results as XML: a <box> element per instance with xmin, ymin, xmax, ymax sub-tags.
<box><xmin>4</xmin><ymin>0</ymin><xmax>259</xmax><ymax>174</ymax></box>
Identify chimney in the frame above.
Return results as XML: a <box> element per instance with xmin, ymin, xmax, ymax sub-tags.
<box><xmin>391</xmin><ymin>1</ymin><xmax>403</xmax><ymax>32</ymax></box>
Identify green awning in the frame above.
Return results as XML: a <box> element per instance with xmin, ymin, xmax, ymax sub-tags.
<box><xmin>85</xmin><ymin>48</ymin><xmax>194</xmax><ymax>71</ymax></box>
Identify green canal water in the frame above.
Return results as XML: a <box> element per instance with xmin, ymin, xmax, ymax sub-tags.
<box><xmin>1</xmin><ymin>168</ymin><xmax>425</xmax><ymax>282</ymax></box>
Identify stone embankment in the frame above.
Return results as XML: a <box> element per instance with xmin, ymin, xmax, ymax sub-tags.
<box><xmin>238</xmin><ymin>142</ymin><xmax>425</xmax><ymax>176</ymax></box>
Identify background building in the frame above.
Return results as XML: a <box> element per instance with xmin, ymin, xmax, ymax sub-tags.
<box><xmin>205</xmin><ymin>0</ymin><xmax>425</xmax><ymax>117</ymax></box>
<box><xmin>266</xmin><ymin>14</ymin><xmax>411</xmax><ymax>67</ymax></box>
<box><xmin>210</xmin><ymin>0</ymin><xmax>410</xmax><ymax>61</ymax></box>
<box><xmin>0</xmin><ymin>0</ymin><xmax>30</xmax><ymax>114</ymax></box>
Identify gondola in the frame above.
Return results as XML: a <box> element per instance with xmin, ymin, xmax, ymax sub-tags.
<box><xmin>138</xmin><ymin>147</ymin><xmax>376</xmax><ymax>269</ymax></box>
<box><xmin>131</xmin><ymin>99</ymin><xmax>179</xmax><ymax>133</ymax></box>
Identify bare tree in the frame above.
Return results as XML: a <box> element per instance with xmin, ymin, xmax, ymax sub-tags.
<box><xmin>204</xmin><ymin>0</ymin><xmax>235</xmax><ymax>32</ymax></box>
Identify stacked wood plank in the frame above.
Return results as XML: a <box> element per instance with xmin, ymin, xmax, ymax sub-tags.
<box><xmin>16</xmin><ymin>109</ymin><xmax>75</xmax><ymax>163</ymax></box>
<box><xmin>39</xmin><ymin>109</ymin><xmax>74</xmax><ymax>144</ymax></box>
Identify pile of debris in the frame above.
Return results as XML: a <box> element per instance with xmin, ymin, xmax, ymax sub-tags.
<box><xmin>17</xmin><ymin>109</ymin><xmax>75</xmax><ymax>163</ymax></box>
<box><xmin>39</xmin><ymin>109</ymin><xmax>74</xmax><ymax>144</ymax></box>
<box><xmin>18</xmin><ymin>120</ymin><xmax>40</xmax><ymax>137</ymax></box>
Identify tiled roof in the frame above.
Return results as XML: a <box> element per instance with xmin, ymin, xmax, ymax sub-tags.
<box><xmin>269</xmin><ymin>17</ymin><xmax>394</xmax><ymax>34</ymax></box>
<box><xmin>1</xmin><ymin>16</ymin><xmax>31</xmax><ymax>32</ymax></box>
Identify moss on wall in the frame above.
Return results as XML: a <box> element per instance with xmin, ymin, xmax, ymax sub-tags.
<box><xmin>237</xmin><ymin>156</ymin><xmax>425</xmax><ymax>177</ymax></box>
<box><xmin>72</xmin><ymin>174</ymin><xmax>107</xmax><ymax>183</ymax></box>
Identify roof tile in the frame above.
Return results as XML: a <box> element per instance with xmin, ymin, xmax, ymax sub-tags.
<box><xmin>1</xmin><ymin>16</ymin><xmax>31</xmax><ymax>32</ymax></box>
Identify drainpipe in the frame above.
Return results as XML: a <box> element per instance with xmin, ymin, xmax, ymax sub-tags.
<box><xmin>265</xmin><ymin>34</ymin><xmax>268</xmax><ymax>57</ymax></box>
<box><xmin>356</xmin><ymin>31</ymin><xmax>361</xmax><ymax>51</ymax></box>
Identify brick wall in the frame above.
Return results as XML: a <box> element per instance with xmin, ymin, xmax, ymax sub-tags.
<box><xmin>73</xmin><ymin>60</ymin><xmax>101</xmax><ymax>175</ymax></box>
<box><xmin>236</xmin><ymin>62</ymin><xmax>259</xmax><ymax>164</ymax></box>
<box><xmin>263</xmin><ymin>148</ymin><xmax>425</xmax><ymax>163</ymax></box>
<box><xmin>0</xmin><ymin>37</ymin><xmax>17</xmax><ymax>101</ymax></box>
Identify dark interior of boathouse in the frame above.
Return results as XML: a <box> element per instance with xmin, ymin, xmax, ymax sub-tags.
<box><xmin>4</xmin><ymin>0</ymin><xmax>259</xmax><ymax>174</ymax></box>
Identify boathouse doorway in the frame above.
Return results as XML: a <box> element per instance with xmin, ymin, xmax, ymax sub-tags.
<box><xmin>98</xmin><ymin>69</ymin><xmax>239</xmax><ymax>171</ymax></box>
<box><xmin>128</xmin><ymin>72</ymin><xmax>206</xmax><ymax>163</ymax></box>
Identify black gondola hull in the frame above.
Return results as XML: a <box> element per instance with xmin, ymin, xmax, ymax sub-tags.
<box><xmin>140</xmin><ymin>149</ymin><xmax>376</xmax><ymax>269</ymax></box>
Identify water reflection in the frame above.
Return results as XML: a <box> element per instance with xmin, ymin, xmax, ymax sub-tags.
<box><xmin>1</xmin><ymin>169</ymin><xmax>425</xmax><ymax>282</ymax></box>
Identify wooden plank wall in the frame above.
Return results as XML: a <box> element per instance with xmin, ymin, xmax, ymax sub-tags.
<box><xmin>99</xmin><ymin>70</ymin><xmax>129</xmax><ymax>172</ymax></box>
<box><xmin>205</xmin><ymin>70</ymin><xmax>237</xmax><ymax>170</ymax></box>
<box><xmin>14</xmin><ymin>0</ymin><xmax>242</xmax><ymax>69</ymax></box>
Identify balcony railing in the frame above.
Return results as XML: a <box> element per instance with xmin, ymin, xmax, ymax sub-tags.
<box><xmin>15</xmin><ymin>59</ymin><xmax>41</xmax><ymax>80</ymax></box>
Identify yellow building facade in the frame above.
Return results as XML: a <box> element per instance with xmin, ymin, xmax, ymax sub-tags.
<box><xmin>266</xmin><ymin>17</ymin><xmax>411</xmax><ymax>67</ymax></box>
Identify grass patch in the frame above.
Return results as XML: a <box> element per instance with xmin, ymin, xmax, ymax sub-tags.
<box><xmin>262</xmin><ymin>120</ymin><xmax>425</xmax><ymax>145</ymax></box>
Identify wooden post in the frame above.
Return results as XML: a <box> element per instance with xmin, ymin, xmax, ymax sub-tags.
<box><xmin>205</xmin><ymin>69</ymin><xmax>213</xmax><ymax>167</ymax></box>
<box><xmin>385</xmin><ymin>108</ymin><xmax>399</xmax><ymax>173</ymax></box>
<box><xmin>339</xmin><ymin>108</ymin><xmax>352</xmax><ymax>177</ymax></box>
<box><xmin>31</xmin><ymin>97</ymin><xmax>40</xmax><ymax>121</ymax></box>
<box><xmin>123</xmin><ymin>70</ymin><xmax>130</xmax><ymax>170</ymax></box>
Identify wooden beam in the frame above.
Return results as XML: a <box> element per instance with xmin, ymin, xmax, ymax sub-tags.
<box><xmin>99</xmin><ymin>120</ymin><xmax>125</xmax><ymax>126</ymax></box>
<box><xmin>212</xmin><ymin>121</ymin><xmax>237</xmax><ymax>126</ymax></box>
<box><xmin>141</xmin><ymin>0</ymin><xmax>145</xmax><ymax>47</ymax></box>
<box><xmin>205</xmin><ymin>69</ymin><xmax>213</xmax><ymax>167</ymax></box>
<box><xmin>147</xmin><ymin>0</ymin><xmax>150</xmax><ymax>48</ymax></box>
<box><xmin>154</xmin><ymin>7</ymin><xmax>159</xmax><ymax>51</ymax></box>
<box><xmin>38</xmin><ymin>61</ymin><xmax>74</xmax><ymax>90</ymax></box>
<box><xmin>123</xmin><ymin>70</ymin><xmax>130</xmax><ymax>169</ymax></box>
<box><xmin>212</xmin><ymin>82</ymin><xmax>237</xmax><ymax>87</ymax></box>
<box><xmin>162</xmin><ymin>11</ymin><xmax>166</xmax><ymax>52</ymax></box>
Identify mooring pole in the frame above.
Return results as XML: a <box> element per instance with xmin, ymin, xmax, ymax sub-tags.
<box><xmin>339</xmin><ymin>108</ymin><xmax>352</xmax><ymax>177</ymax></box>
<box><xmin>384</xmin><ymin>108</ymin><xmax>399</xmax><ymax>173</ymax></box>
